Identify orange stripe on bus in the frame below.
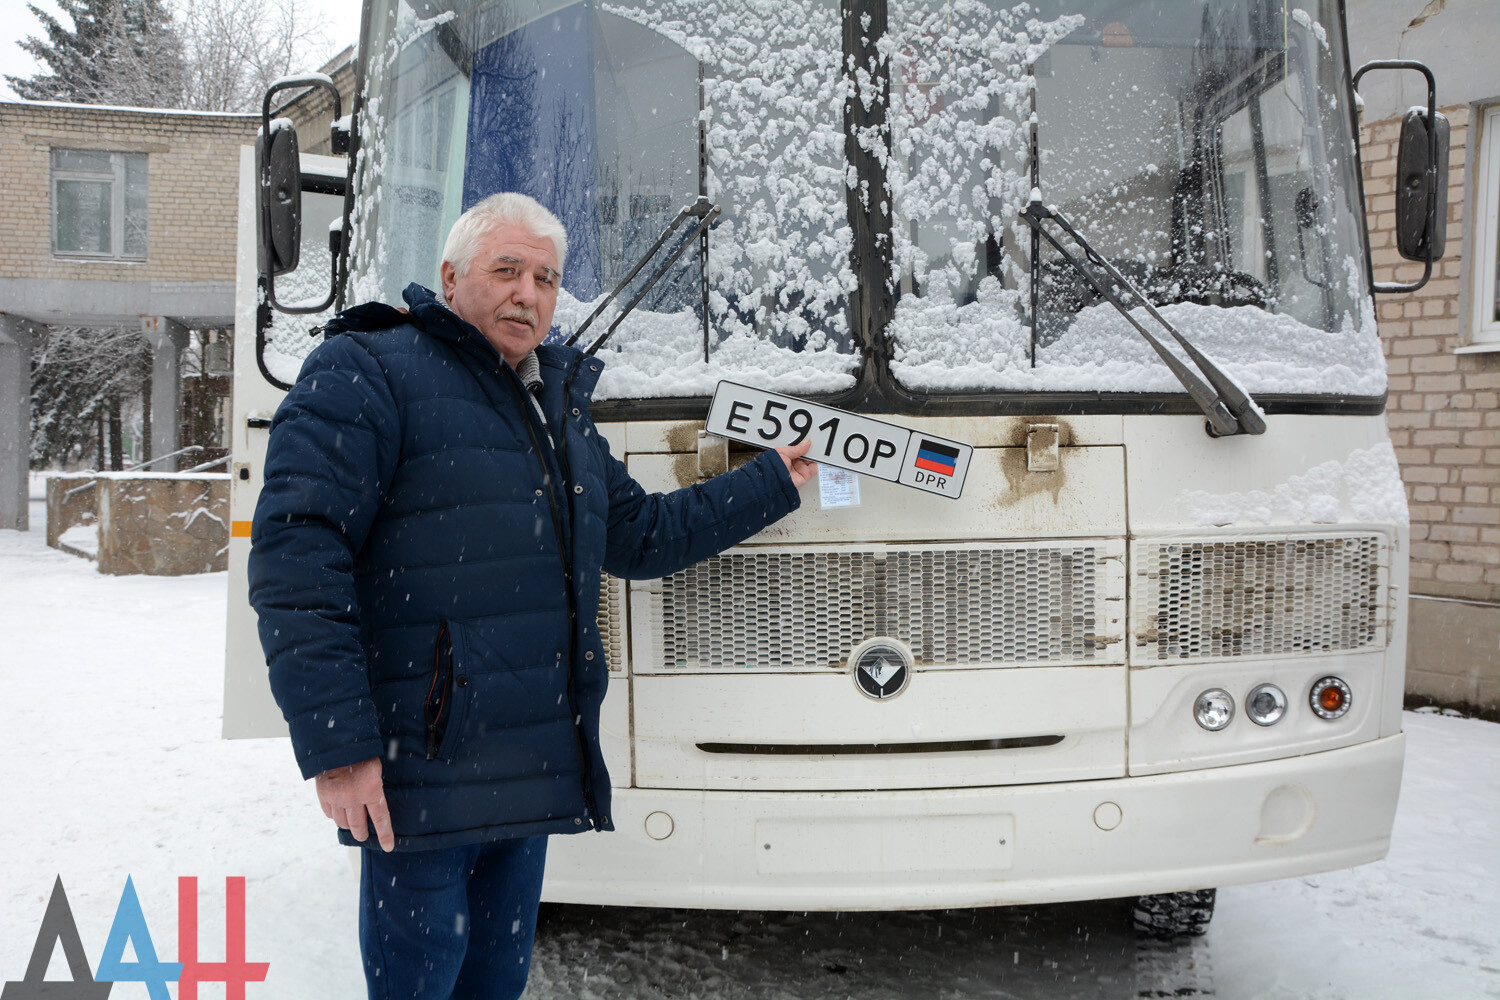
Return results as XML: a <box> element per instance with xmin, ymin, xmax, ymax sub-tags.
<box><xmin>232</xmin><ymin>520</ymin><xmax>253</xmax><ymax>538</ymax></box>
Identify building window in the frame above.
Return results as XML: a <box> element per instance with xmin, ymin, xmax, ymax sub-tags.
<box><xmin>1473</xmin><ymin>104</ymin><xmax>1500</xmax><ymax>345</ymax></box>
<box><xmin>50</xmin><ymin>149</ymin><xmax>148</xmax><ymax>260</ymax></box>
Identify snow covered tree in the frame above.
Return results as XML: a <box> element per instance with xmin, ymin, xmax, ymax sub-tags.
<box><xmin>5</xmin><ymin>0</ymin><xmax>184</xmax><ymax>107</ymax></box>
<box><xmin>30</xmin><ymin>326</ymin><xmax>153</xmax><ymax>470</ymax></box>
<box><xmin>8</xmin><ymin>0</ymin><xmax>328</xmax><ymax>113</ymax></box>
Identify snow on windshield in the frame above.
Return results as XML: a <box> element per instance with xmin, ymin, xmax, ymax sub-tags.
<box><xmin>556</xmin><ymin>291</ymin><xmax>857</xmax><ymax>399</ymax></box>
<box><xmin>877</xmin><ymin>1</ymin><xmax>1382</xmax><ymax>398</ymax></box>
<box><xmin>882</xmin><ymin>3</ymin><xmax>1080</xmax><ymax>386</ymax></box>
<box><xmin>587</xmin><ymin>0</ymin><xmax>861</xmax><ymax>400</ymax></box>
<box><xmin>342</xmin><ymin>0</ymin><xmax>1383</xmax><ymax>401</ymax></box>
<box><xmin>892</xmin><ymin>268</ymin><xmax>1383</xmax><ymax>396</ymax></box>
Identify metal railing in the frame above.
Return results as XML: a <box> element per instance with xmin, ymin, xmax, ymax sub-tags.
<box><xmin>59</xmin><ymin>446</ymin><xmax>223</xmax><ymax>500</ymax></box>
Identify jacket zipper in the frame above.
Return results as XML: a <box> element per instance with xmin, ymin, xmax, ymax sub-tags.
<box><xmin>499</xmin><ymin>360</ymin><xmax>601</xmax><ymax>826</ymax></box>
<box><xmin>425</xmin><ymin>618</ymin><xmax>452</xmax><ymax>760</ymax></box>
<box><xmin>553</xmin><ymin>355</ymin><xmax>601</xmax><ymax>824</ymax></box>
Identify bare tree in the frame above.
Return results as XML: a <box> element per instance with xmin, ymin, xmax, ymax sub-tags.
<box><xmin>177</xmin><ymin>0</ymin><xmax>330</xmax><ymax>113</ymax></box>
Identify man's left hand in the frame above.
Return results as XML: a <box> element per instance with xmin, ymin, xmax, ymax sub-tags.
<box><xmin>775</xmin><ymin>439</ymin><xmax>818</xmax><ymax>489</ymax></box>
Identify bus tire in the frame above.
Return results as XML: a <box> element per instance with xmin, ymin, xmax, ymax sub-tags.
<box><xmin>1131</xmin><ymin>888</ymin><xmax>1216</xmax><ymax>938</ymax></box>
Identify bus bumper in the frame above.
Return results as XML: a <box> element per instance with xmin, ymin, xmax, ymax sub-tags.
<box><xmin>541</xmin><ymin>732</ymin><xmax>1405</xmax><ymax>910</ymax></box>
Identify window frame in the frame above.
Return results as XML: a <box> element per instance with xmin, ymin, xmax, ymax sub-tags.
<box><xmin>1470</xmin><ymin>104</ymin><xmax>1500</xmax><ymax>346</ymax></box>
<box><xmin>49</xmin><ymin>148</ymin><xmax>149</xmax><ymax>262</ymax></box>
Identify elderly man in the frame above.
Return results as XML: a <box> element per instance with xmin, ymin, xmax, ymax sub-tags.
<box><xmin>249</xmin><ymin>192</ymin><xmax>815</xmax><ymax>999</ymax></box>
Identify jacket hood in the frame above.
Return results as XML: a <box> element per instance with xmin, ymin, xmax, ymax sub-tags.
<box><xmin>316</xmin><ymin>284</ymin><xmax>472</xmax><ymax>341</ymax></box>
<box><xmin>320</xmin><ymin>284</ymin><xmax>603</xmax><ymax>397</ymax></box>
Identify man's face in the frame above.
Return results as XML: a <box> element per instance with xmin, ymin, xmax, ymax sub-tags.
<box><xmin>441</xmin><ymin>221</ymin><xmax>561</xmax><ymax>369</ymax></box>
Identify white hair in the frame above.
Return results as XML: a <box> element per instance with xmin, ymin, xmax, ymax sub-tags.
<box><xmin>440</xmin><ymin>192</ymin><xmax>568</xmax><ymax>284</ymax></box>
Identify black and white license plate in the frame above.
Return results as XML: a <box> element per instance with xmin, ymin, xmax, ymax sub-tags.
<box><xmin>705</xmin><ymin>381</ymin><xmax>972</xmax><ymax>499</ymax></box>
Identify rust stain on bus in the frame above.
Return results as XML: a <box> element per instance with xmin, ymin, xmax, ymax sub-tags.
<box><xmin>664</xmin><ymin>421</ymin><xmax>703</xmax><ymax>454</ymax></box>
<box><xmin>993</xmin><ymin>447</ymin><xmax>1066</xmax><ymax>507</ymax></box>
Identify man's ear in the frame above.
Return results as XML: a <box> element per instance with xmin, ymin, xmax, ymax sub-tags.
<box><xmin>440</xmin><ymin>261</ymin><xmax>456</xmax><ymax>301</ymax></box>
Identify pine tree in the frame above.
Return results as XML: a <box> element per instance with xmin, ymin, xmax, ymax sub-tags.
<box><xmin>9</xmin><ymin>0</ymin><xmax>330</xmax><ymax>114</ymax></box>
<box><xmin>6</xmin><ymin>0</ymin><xmax>183</xmax><ymax>108</ymax></box>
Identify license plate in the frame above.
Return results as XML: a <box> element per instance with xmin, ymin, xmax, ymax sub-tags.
<box><xmin>705</xmin><ymin>381</ymin><xmax>972</xmax><ymax>499</ymax></box>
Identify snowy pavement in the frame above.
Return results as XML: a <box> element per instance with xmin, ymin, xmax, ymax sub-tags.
<box><xmin>1</xmin><ymin>493</ymin><xmax>1497</xmax><ymax>999</ymax></box>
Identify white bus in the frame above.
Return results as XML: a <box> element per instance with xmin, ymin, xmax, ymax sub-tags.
<box><xmin>224</xmin><ymin>0</ymin><xmax>1448</xmax><ymax>936</ymax></box>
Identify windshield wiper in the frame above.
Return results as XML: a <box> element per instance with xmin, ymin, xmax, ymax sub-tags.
<box><xmin>1020</xmin><ymin>197</ymin><xmax>1266</xmax><ymax>437</ymax></box>
<box><xmin>564</xmin><ymin>196</ymin><xmax>720</xmax><ymax>358</ymax></box>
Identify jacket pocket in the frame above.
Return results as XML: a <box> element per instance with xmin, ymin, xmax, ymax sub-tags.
<box><xmin>424</xmin><ymin>619</ymin><xmax>473</xmax><ymax>763</ymax></box>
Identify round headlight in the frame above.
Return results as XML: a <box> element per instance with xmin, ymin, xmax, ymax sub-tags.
<box><xmin>1309</xmin><ymin>676</ymin><xmax>1352</xmax><ymax>720</ymax></box>
<box><xmin>1194</xmin><ymin>688</ymin><xmax>1235</xmax><ymax>731</ymax></box>
<box><xmin>1246</xmin><ymin>683</ymin><xmax>1288</xmax><ymax>726</ymax></box>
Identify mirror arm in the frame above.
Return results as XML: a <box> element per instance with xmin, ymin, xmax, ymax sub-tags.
<box><xmin>260</xmin><ymin>75</ymin><xmax>345</xmax><ymax>315</ymax></box>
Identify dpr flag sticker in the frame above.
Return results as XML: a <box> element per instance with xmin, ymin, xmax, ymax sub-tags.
<box><xmin>913</xmin><ymin>439</ymin><xmax>960</xmax><ymax>477</ymax></box>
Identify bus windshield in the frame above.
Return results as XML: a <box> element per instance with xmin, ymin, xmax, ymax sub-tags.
<box><xmin>350</xmin><ymin>0</ymin><xmax>1380</xmax><ymax>406</ymax></box>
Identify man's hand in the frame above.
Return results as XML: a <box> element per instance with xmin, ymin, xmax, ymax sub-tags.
<box><xmin>315</xmin><ymin>757</ymin><xmax>395</xmax><ymax>852</ymax></box>
<box><xmin>775</xmin><ymin>438</ymin><xmax>818</xmax><ymax>489</ymax></box>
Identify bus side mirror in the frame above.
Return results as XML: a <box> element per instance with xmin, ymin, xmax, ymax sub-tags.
<box><xmin>256</xmin><ymin>119</ymin><xmax>301</xmax><ymax>277</ymax></box>
<box><xmin>1395</xmin><ymin>108</ymin><xmax>1449</xmax><ymax>261</ymax></box>
<box><xmin>258</xmin><ymin>74</ymin><xmax>345</xmax><ymax>314</ymax></box>
<box><xmin>1353</xmin><ymin>59</ymin><xmax>1445</xmax><ymax>293</ymax></box>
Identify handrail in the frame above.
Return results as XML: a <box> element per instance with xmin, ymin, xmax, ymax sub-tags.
<box><xmin>129</xmin><ymin>445</ymin><xmax>204</xmax><ymax>471</ymax></box>
<box><xmin>60</xmin><ymin>445</ymin><xmax>209</xmax><ymax>500</ymax></box>
<box><xmin>181</xmin><ymin>455</ymin><xmax>230</xmax><ymax>474</ymax></box>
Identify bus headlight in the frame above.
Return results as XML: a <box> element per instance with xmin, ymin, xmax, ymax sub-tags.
<box><xmin>1309</xmin><ymin>676</ymin><xmax>1352</xmax><ymax>720</ymax></box>
<box><xmin>1194</xmin><ymin>688</ymin><xmax>1234</xmax><ymax>731</ymax></box>
<box><xmin>1246</xmin><ymin>683</ymin><xmax>1288</xmax><ymax>726</ymax></box>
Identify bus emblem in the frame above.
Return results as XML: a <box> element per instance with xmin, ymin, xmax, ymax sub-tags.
<box><xmin>853</xmin><ymin>643</ymin><xmax>912</xmax><ymax>700</ymax></box>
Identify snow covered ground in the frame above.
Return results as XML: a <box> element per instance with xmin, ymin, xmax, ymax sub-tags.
<box><xmin>1</xmin><ymin>482</ymin><xmax>1497</xmax><ymax>999</ymax></box>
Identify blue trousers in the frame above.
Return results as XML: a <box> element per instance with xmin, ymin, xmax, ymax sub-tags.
<box><xmin>358</xmin><ymin>836</ymin><xmax>548</xmax><ymax>1000</ymax></box>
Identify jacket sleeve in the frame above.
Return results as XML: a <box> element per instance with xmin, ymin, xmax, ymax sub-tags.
<box><xmin>248</xmin><ymin>335</ymin><xmax>399</xmax><ymax>780</ymax></box>
<box><xmin>599</xmin><ymin>435</ymin><xmax>804</xmax><ymax>581</ymax></box>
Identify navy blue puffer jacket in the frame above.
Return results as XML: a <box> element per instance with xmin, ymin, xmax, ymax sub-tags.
<box><xmin>249</xmin><ymin>284</ymin><xmax>802</xmax><ymax>850</ymax></box>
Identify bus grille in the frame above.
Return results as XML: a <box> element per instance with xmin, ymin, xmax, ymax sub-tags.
<box><xmin>631</xmin><ymin>543</ymin><xmax>1119</xmax><ymax>671</ymax></box>
<box><xmin>599</xmin><ymin>574</ymin><xmax>627</xmax><ymax>673</ymax></box>
<box><xmin>1132</xmin><ymin>535</ymin><xmax>1385</xmax><ymax>661</ymax></box>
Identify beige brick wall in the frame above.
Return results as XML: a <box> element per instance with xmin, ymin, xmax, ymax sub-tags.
<box><xmin>0</xmin><ymin>102</ymin><xmax>258</xmax><ymax>284</ymax></box>
<box><xmin>1362</xmin><ymin>104</ymin><xmax>1500</xmax><ymax>606</ymax></box>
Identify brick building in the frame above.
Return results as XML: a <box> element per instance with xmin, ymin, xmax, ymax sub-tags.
<box><xmin>281</xmin><ymin>46</ymin><xmax>358</xmax><ymax>155</ymax></box>
<box><xmin>0</xmin><ymin>100</ymin><xmax>259</xmax><ymax>528</ymax></box>
<box><xmin>1350</xmin><ymin>0</ymin><xmax>1500</xmax><ymax>713</ymax></box>
<box><xmin>0</xmin><ymin>43</ymin><xmax>358</xmax><ymax>533</ymax></box>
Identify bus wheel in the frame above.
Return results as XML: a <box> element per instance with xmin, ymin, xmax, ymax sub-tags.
<box><xmin>1131</xmin><ymin>888</ymin><xmax>1216</xmax><ymax>938</ymax></box>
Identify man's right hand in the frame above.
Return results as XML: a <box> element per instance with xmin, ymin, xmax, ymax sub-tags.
<box><xmin>315</xmin><ymin>757</ymin><xmax>395</xmax><ymax>852</ymax></box>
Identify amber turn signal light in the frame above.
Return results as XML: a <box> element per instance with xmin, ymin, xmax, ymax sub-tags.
<box><xmin>1309</xmin><ymin>676</ymin><xmax>1351</xmax><ymax>720</ymax></box>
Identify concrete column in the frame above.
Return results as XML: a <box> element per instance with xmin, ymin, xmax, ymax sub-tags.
<box><xmin>140</xmin><ymin>316</ymin><xmax>190</xmax><ymax>471</ymax></box>
<box><xmin>0</xmin><ymin>314</ymin><xmax>39</xmax><ymax>531</ymax></box>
